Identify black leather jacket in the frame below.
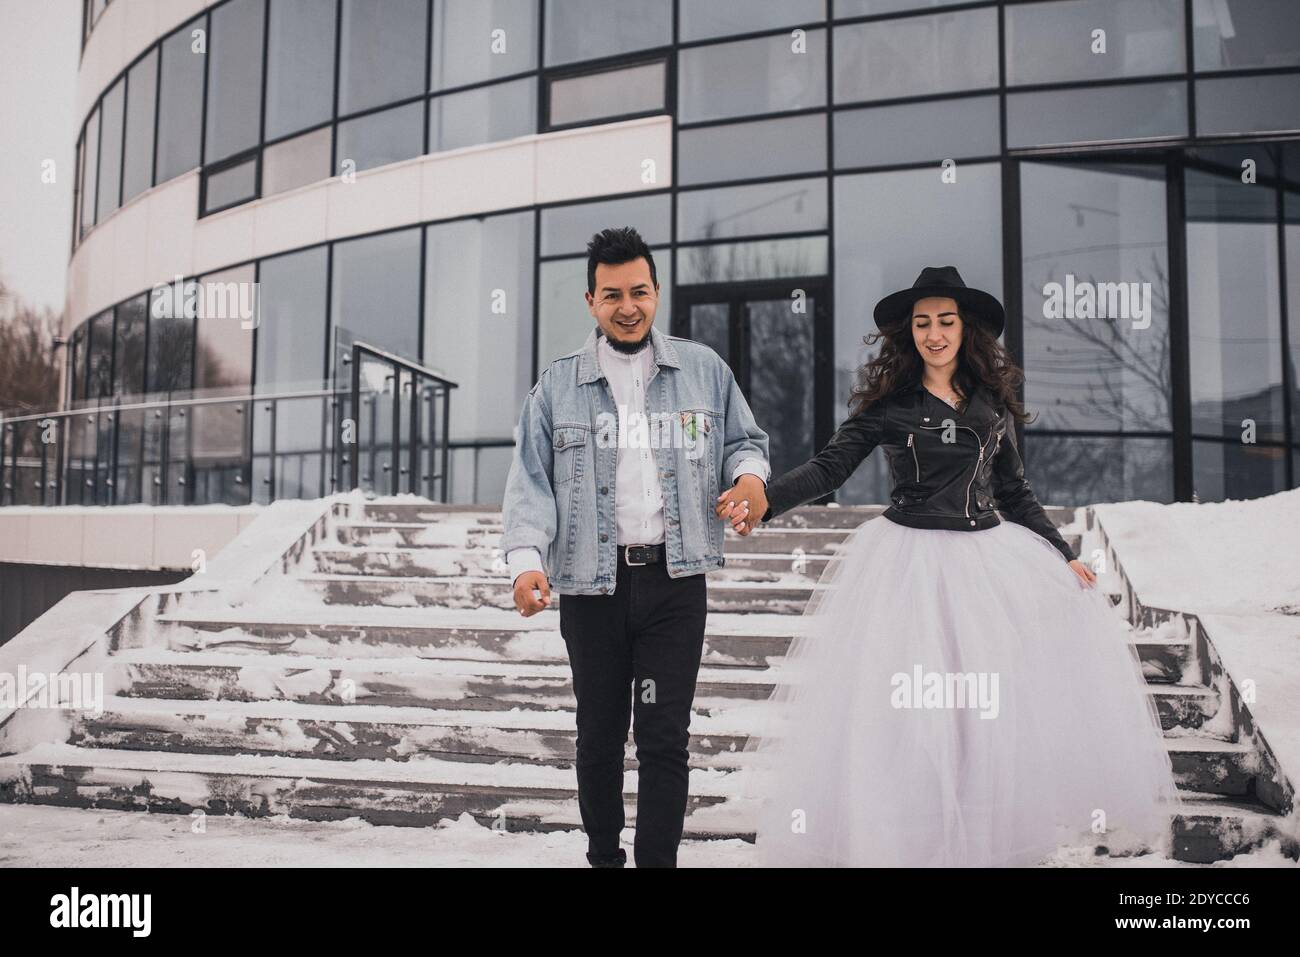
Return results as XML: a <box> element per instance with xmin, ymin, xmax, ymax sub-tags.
<box><xmin>760</xmin><ymin>381</ymin><xmax>1077</xmax><ymax>562</ymax></box>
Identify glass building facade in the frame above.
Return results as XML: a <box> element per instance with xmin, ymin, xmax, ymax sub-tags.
<box><xmin>63</xmin><ymin>0</ymin><xmax>1300</xmax><ymax>508</ymax></box>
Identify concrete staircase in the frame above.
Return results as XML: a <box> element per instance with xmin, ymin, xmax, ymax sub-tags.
<box><xmin>0</xmin><ymin>500</ymin><xmax>1291</xmax><ymax>863</ymax></box>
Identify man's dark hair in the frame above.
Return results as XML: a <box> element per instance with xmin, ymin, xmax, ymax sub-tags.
<box><xmin>586</xmin><ymin>226</ymin><xmax>658</xmax><ymax>295</ymax></box>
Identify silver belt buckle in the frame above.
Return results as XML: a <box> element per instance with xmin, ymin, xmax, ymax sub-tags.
<box><xmin>623</xmin><ymin>543</ymin><xmax>650</xmax><ymax>566</ymax></box>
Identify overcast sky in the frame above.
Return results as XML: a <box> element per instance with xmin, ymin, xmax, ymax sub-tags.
<box><xmin>0</xmin><ymin>0</ymin><xmax>79</xmax><ymax>315</ymax></box>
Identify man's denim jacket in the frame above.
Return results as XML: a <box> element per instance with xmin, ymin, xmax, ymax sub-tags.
<box><xmin>499</xmin><ymin>324</ymin><xmax>771</xmax><ymax>595</ymax></box>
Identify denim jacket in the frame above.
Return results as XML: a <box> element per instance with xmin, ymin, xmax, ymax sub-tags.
<box><xmin>500</xmin><ymin>324</ymin><xmax>771</xmax><ymax>594</ymax></box>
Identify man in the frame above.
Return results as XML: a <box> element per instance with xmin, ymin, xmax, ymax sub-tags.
<box><xmin>500</xmin><ymin>226</ymin><xmax>770</xmax><ymax>867</ymax></box>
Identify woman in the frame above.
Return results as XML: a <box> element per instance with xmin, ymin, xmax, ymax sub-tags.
<box><xmin>728</xmin><ymin>266</ymin><xmax>1182</xmax><ymax>867</ymax></box>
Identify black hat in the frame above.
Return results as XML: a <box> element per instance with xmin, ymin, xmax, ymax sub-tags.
<box><xmin>872</xmin><ymin>265</ymin><xmax>1005</xmax><ymax>338</ymax></box>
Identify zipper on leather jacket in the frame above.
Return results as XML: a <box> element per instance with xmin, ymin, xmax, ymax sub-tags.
<box><xmin>917</xmin><ymin>421</ymin><xmax>996</xmax><ymax>518</ymax></box>
<box><xmin>908</xmin><ymin>432</ymin><xmax>919</xmax><ymax>481</ymax></box>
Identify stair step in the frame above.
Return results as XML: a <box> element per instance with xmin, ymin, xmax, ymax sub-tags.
<box><xmin>297</xmin><ymin>573</ymin><xmax>816</xmax><ymax>615</ymax></box>
<box><xmin>70</xmin><ymin>696</ymin><xmax>751</xmax><ymax>769</ymax></box>
<box><xmin>110</xmin><ymin>648</ymin><xmax>775</xmax><ymax>711</ymax></box>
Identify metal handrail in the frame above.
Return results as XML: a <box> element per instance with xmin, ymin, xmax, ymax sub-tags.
<box><xmin>0</xmin><ymin>386</ymin><xmax>345</xmax><ymax>427</ymax></box>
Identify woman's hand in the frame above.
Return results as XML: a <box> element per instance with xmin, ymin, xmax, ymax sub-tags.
<box><xmin>715</xmin><ymin>475</ymin><xmax>768</xmax><ymax>536</ymax></box>
<box><xmin>1067</xmin><ymin>559</ymin><xmax>1096</xmax><ymax>588</ymax></box>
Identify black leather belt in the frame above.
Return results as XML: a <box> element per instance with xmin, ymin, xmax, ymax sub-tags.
<box><xmin>619</xmin><ymin>543</ymin><xmax>665</xmax><ymax>566</ymax></box>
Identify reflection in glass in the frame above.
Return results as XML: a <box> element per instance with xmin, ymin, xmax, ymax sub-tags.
<box><xmin>1196</xmin><ymin>74</ymin><xmax>1300</xmax><ymax>137</ymax></box>
<box><xmin>540</xmin><ymin>193</ymin><xmax>670</xmax><ymax>256</ymax></box>
<box><xmin>96</xmin><ymin>79</ymin><xmax>124</xmax><ymax>221</ymax></box>
<box><xmin>1193</xmin><ymin>0</ymin><xmax>1300</xmax><ymax>71</ymax></box>
<box><xmin>835</xmin><ymin>95</ymin><xmax>999</xmax><ymax>169</ymax></box>
<box><xmin>113</xmin><ymin>294</ymin><xmax>148</xmax><ymax>397</ymax></box>
<box><xmin>544</xmin><ymin>0</ymin><xmax>671</xmax><ymax>66</ymax></box>
<box><xmin>336</xmin><ymin>101</ymin><xmax>424</xmax><ymax>174</ymax></box>
<box><xmin>429</xmin><ymin>77</ymin><xmax>536</xmax><ymax>152</ymax></box>
<box><xmin>262</xmin><ymin>126</ymin><xmax>332</xmax><ymax>196</ymax></box>
<box><xmin>833</xmin><ymin>9</ymin><xmax>997</xmax><ymax>104</ymax></box>
<box><xmin>688</xmin><ymin>303</ymin><xmax>730</xmax><ymax>363</ymax></box>
<box><xmin>1005</xmin><ymin>0</ymin><xmax>1184</xmax><ymax>86</ymax></box>
<box><xmin>549</xmin><ymin>61</ymin><xmax>665</xmax><ymax>127</ymax></box>
<box><xmin>430</xmin><ymin>0</ymin><xmax>538</xmax><ymax>90</ymax></box>
<box><xmin>679</xmin><ymin>29</ymin><xmax>825</xmax><ymax>123</ymax></box>
<box><xmin>205</xmin><ymin>0</ymin><xmax>264</xmax><ymax>163</ymax></box>
<box><xmin>1193</xmin><ymin>438</ymin><xmax>1285</xmax><ymax>501</ymax></box>
<box><xmin>677</xmin><ymin>237</ymin><xmax>828</xmax><ymax>285</ymax></box>
<box><xmin>331</xmin><ymin>228</ymin><xmax>422</xmax><ymax>361</ymax></box>
<box><xmin>339</xmin><ymin>0</ymin><xmax>427</xmax><ymax>115</ymax></box>
<box><xmin>79</xmin><ymin>108</ymin><xmax>99</xmax><ymax>237</ymax></box>
<box><xmin>424</xmin><ymin>211</ymin><xmax>534</xmax><ymax>442</ymax></box>
<box><xmin>748</xmin><ymin>298</ymin><xmax>816</xmax><ymax>479</ymax></box>
<box><xmin>256</xmin><ymin>246</ymin><xmax>328</xmax><ymax>392</ymax></box>
<box><xmin>86</xmin><ymin>310</ymin><xmax>114</xmax><ymax>400</ymax></box>
<box><xmin>1007</xmin><ymin>82</ymin><xmax>1186</xmax><ymax>148</ymax></box>
<box><xmin>1185</xmin><ymin>168</ymin><xmax>1284</xmax><ymax>442</ymax></box>
<box><xmin>681</xmin><ymin>0</ymin><xmax>825</xmax><ymax>41</ymax></box>
<box><xmin>122</xmin><ymin>49</ymin><xmax>157</xmax><ymax>203</ymax></box>
<box><xmin>1020</xmin><ymin>162</ymin><xmax>1171</xmax><ymax>433</ymax></box>
<box><xmin>155</xmin><ymin>17</ymin><xmax>206</xmax><ymax>182</ymax></box>
<box><xmin>1025</xmin><ymin>435</ymin><xmax>1173</xmax><ymax>504</ymax></box>
<box><xmin>678</xmin><ymin>178</ymin><xmax>827</xmax><ymax>242</ymax></box>
<box><xmin>203</xmin><ymin>156</ymin><xmax>258</xmax><ymax>212</ymax></box>
<box><xmin>678</xmin><ymin>114</ymin><xmax>826</xmax><ymax>185</ymax></box>
<box><xmin>265</xmin><ymin>0</ymin><xmax>336</xmax><ymax>140</ymax></box>
<box><xmin>195</xmin><ymin>265</ymin><xmax>256</xmax><ymax>392</ymax></box>
<box><xmin>834</xmin><ymin>0</ymin><xmax>951</xmax><ymax>15</ymax></box>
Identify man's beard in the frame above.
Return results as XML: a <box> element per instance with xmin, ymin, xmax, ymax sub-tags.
<box><xmin>604</xmin><ymin>322</ymin><xmax>651</xmax><ymax>355</ymax></box>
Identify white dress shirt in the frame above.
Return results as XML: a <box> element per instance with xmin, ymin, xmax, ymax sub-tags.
<box><xmin>507</xmin><ymin>330</ymin><xmax>766</xmax><ymax>582</ymax></box>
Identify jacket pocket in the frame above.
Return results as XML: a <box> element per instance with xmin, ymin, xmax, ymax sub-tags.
<box><xmin>552</xmin><ymin>424</ymin><xmax>588</xmax><ymax>488</ymax></box>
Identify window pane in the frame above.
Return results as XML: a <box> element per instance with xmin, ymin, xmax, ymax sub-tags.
<box><xmin>429</xmin><ymin>76</ymin><xmax>535</xmax><ymax>152</ymax></box>
<box><xmin>679</xmin><ymin>29</ymin><xmax>825</xmax><ymax>123</ymax></box>
<box><xmin>835</xmin><ymin>95</ymin><xmax>999</xmax><ymax>168</ymax></box>
<box><xmin>676</xmin><ymin>236</ymin><xmax>828</xmax><ymax>284</ymax></box>
<box><xmin>113</xmin><ymin>294</ymin><xmax>148</xmax><ymax>398</ymax></box>
<box><xmin>122</xmin><ymin>49</ymin><xmax>157</xmax><ymax>203</ymax></box>
<box><xmin>205</xmin><ymin>0</ymin><xmax>264</xmax><ymax>163</ymax></box>
<box><xmin>331</xmin><ymin>228</ymin><xmax>422</xmax><ymax>360</ymax></box>
<box><xmin>156</xmin><ymin>17</ymin><xmax>206</xmax><ymax>182</ymax></box>
<box><xmin>1196</xmin><ymin>74</ymin><xmax>1300</xmax><ymax>136</ymax></box>
<box><xmin>339</xmin><ymin>0</ymin><xmax>428</xmax><ymax>115</ymax></box>
<box><xmin>832</xmin><ymin>164</ymin><xmax>1002</xmax><ymax>504</ymax></box>
<box><xmin>1024</xmin><ymin>435</ymin><xmax>1173</xmax><ymax>504</ymax></box>
<box><xmin>834</xmin><ymin>9</ymin><xmax>997</xmax><ymax>103</ymax></box>
<box><xmin>86</xmin><ymin>310</ymin><xmax>115</xmax><ymax>399</ymax></box>
<box><xmin>430</xmin><ymin>0</ymin><xmax>538</xmax><ymax>90</ymax></box>
<box><xmin>256</xmin><ymin>246</ymin><xmax>328</xmax><ymax>390</ymax></box>
<box><xmin>147</xmin><ymin>280</ymin><xmax>195</xmax><ymax>395</ymax></box>
<box><xmin>544</xmin><ymin>0</ymin><xmax>671</xmax><ymax>66</ymax></box>
<box><xmin>682</xmin><ymin>0</ymin><xmax>825</xmax><ymax>41</ymax></box>
<box><xmin>195</xmin><ymin>265</ymin><xmax>256</xmax><ymax>391</ymax></box>
<box><xmin>835</xmin><ymin>0</ymin><xmax>953</xmax><ymax>15</ymax></box>
<box><xmin>79</xmin><ymin>107</ymin><xmax>100</xmax><ymax>236</ymax></box>
<box><xmin>424</xmin><ymin>211</ymin><xmax>535</xmax><ymax>441</ymax></box>
<box><xmin>540</xmin><ymin>193</ymin><xmax>670</xmax><ymax>255</ymax></box>
<box><xmin>678</xmin><ymin>178</ymin><xmax>827</xmax><ymax>241</ymax></box>
<box><xmin>96</xmin><ymin>80</ymin><xmax>125</xmax><ymax>221</ymax></box>
<box><xmin>1193</xmin><ymin>0</ymin><xmax>1300</xmax><ymax>70</ymax></box>
<box><xmin>263</xmin><ymin>126</ymin><xmax>332</xmax><ymax>195</ymax></box>
<box><xmin>265</xmin><ymin>0</ymin><xmax>336</xmax><ymax>140</ymax></box>
<box><xmin>336</xmin><ymin>101</ymin><xmax>424</xmax><ymax>174</ymax></box>
<box><xmin>1020</xmin><ymin>161</ymin><xmax>1171</xmax><ymax>433</ymax></box>
<box><xmin>1005</xmin><ymin>0</ymin><xmax>1184</xmax><ymax>86</ymax></box>
<box><xmin>1186</xmin><ymin>167</ymin><xmax>1284</xmax><ymax>441</ymax></box>
<box><xmin>549</xmin><ymin>61</ymin><xmax>664</xmax><ymax>127</ymax></box>
<box><xmin>1193</xmin><ymin>438</ymin><xmax>1285</xmax><ymax>501</ymax></box>
<box><xmin>678</xmin><ymin>113</ymin><xmax>826</xmax><ymax>185</ymax></box>
<box><xmin>1007</xmin><ymin>81</ymin><xmax>1187</xmax><ymax>148</ymax></box>
<box><xmin>203</xmin><ymin>155</ymin><xmax>258</xmax><ymax>212</ymax></box>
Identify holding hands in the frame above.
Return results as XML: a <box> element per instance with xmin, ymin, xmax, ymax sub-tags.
<box><xmin>715</xmin><ymin>474</ymin><xmax>768</xmax><ymax>536</ymax></box>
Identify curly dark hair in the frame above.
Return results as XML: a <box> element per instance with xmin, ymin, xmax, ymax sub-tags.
<box><xmin>848</xmin><ymin>306</ymin><xmax>1033</xmax><ymax>424</ymax></box>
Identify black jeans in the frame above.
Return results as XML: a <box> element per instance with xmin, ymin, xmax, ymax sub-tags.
<box><xmin>558</xmin><ymin>548</ymin><xmax>708</xmax><ymax>868</ymax></box>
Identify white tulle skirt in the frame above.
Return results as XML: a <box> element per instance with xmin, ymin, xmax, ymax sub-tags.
<box><xmin>744</xmin><ymin>514</ymin><xmax>1183</xmax><ymax>867</ymax></box>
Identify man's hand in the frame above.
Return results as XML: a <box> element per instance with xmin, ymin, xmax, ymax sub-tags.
<box><xmin>513</xmin><ymin>570</ymin><xmax>551</xmax><ymax>616</ymax></box>
<box><xmin>715</xmin><ymin>474</ymin><xmax>768</xmax><ymax>536</ymax></box>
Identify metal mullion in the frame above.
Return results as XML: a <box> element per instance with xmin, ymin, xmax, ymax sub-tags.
<box><xmin>1275</xmin><ymin>167</ymin><xmax>1295</xmax><ymax>488</ymax></box>
<box><xmin>1166</xmin><ymin>152</ymin><xmax>1192</xmax><ymax>501</ymax></box>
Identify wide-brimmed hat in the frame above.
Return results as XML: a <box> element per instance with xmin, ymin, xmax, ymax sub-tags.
<box><xmin>872</xmin><ymin>265</ymin><xmax>1005</xmax><ymax>338</ymax></box>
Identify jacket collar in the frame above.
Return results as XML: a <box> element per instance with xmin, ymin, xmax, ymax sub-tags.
<box><xmin>913</xmin><ymin>379</ymin><xmax>1000</xmax><ymax>425</ymax></box>
<box><xmin>576</xmin><ymin>323</ymin><xmax>680</xmax><ymax>385</ymax></box>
